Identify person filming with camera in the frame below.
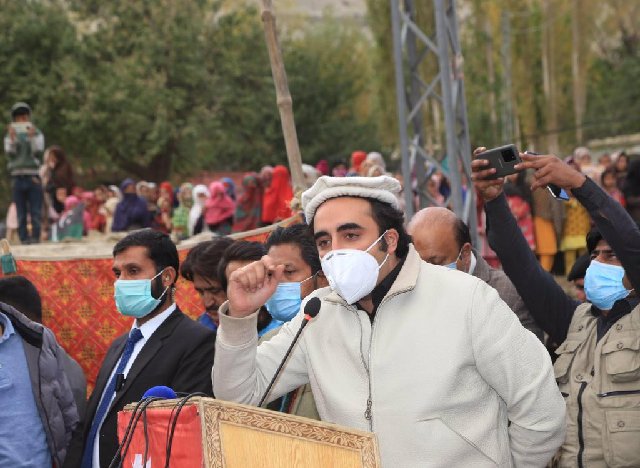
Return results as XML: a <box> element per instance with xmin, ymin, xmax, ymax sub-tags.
<box><xmin>4</xmin><ymin>102</ymin><xmax>45</xmax><ymax>245</ymax></box>
<box><xmin>472</xmin><ymin>147</ymin><xmax>640</xmax><ymax>468</ymax></box>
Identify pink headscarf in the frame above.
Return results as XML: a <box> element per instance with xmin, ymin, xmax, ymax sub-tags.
<box><xmin>64</xmin><ymin>195</ymin><xmax>80</xmax><ymax>212</ymax></box>
<box><xmin>205</xmin><ymin>182</ymin><xmax>236</xmax><ymax>226</ymax></box>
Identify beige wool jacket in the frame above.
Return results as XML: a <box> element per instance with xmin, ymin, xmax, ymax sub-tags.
<box><xmin>213</xmin><ymin>245</ymin><xmax>566</xmax><ymax>468</ymax></box>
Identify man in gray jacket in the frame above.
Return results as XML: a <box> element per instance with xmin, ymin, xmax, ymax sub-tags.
<box><xmin>213</xmin><ymin>175</ymin><xmax>566</xmax><ymax>468</ymax></box>
<box><xmin>0</xmin><ymin>301</ymin><xmax>80</xmax><ymax>467</ymax></box>
<box><xmin>407</xmin><ymin>207</ymin><xmax>544</xmax><ymax>341</ymax></box>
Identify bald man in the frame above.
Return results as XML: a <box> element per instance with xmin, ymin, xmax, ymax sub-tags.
<box><xmin>407</xmin><ymin>207</ymin><xmax>543</xmax><ymax>340</ymax></box>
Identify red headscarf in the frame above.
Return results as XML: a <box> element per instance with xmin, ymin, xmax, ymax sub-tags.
<box><xmin>350</xmin><ymin>151</ymin><xmax>367</xmax><ymax>172</ymax></box>
<box><xmin>159</xmin><ymin>182</ymin><xmax>174</xmax><ymax>204</ymax></box>
<box><xmin>205</xmin><ymin>182</ymin><xmax>236</xmax><ymax>226</ymax></box>
<box><xmin>316</xmin><ymin>160</ymin><xmax>329</xmax><ymax>176</ymax></box>
<box><xmin>261</xmin><ymin>165</ymin><xmax>294</xmax><ymax>224</ymax></box>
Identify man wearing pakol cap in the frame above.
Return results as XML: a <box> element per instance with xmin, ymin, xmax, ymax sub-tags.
<box><xmin>213</xmin><ymin>175</ymin><xmax>566</xmax><ymax>468</ymax></box>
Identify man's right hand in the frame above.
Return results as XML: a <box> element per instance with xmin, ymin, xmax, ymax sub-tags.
<box><xmin>7</xmin><ymin>125</ymin><xmax>16</xmax><ymax>141</ymax></box>
<box><xmin>471</xmin><ymin>146</ymin><xmax>507</xmax><ymax>203</ymax></box>
<box><xmin>226</xmin><ymin>255</ymin><xmax>284</xmax><ymax>318</ymax></box>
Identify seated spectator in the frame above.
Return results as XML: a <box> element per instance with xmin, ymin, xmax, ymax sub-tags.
<box><xmin>472</xmin><ymin>148</ymin><xmax>640</xmax><ymax>468</ymax></box>
<box><xmin>204</xmin><ymin>182</ymin><xmax>235</xmax><ymax>235</ymax></box>
<box><xmin>0</xmin><ymin>280</ymin><xmax>80</xmax><ymax>467</ymax></box>
<box><xmin>171</xmin><ymin>183</ymin><xmax>193</xmax><ymax>240</ymax></box>
<box><xmin>111</xmin><ymin>179</ymin><xmax>151</xmax><ymax>232</ymax></box>
<box><xmin>407</xmin><ymin>207</ymin><xmax>544</xmax><ymax>340</ymax></box>
<box><xmin>232</xmin><ymin>173</ymin><xmax>262</xmax><ymax>233</ymax></box>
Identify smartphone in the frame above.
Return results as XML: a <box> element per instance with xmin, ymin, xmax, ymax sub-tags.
<box><xmin>11</xmin><ymin>122</ymin><xmax>31</xmax><ymax>134</ymax></box>
<box><xmin>523</xmin><ymin>151</ymin><xmax>570</xmax><ymax>201</ymax></box>
<box><xmin>476</xmin><ymin>144</ymin><xmax>522</xmax><ymax>180</ymax></box>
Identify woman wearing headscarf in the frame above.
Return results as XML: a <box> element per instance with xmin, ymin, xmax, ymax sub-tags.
<box><xmin>316</xmin><ymin>159</ymin><xmax>329</xmax><ymax>176</ymax></box>
<box><xmin>221</xmin><ymin>177</ymin><xmax>237</xmax><ymax>201</ymax></box>
<box><xmin>623</xmin><ymin>158</ymin><xmax>640</xmax><ymax>223</ymax></box>
<box><xmin>366</xmin><ymin>151</ymin><xmax>387</xmax><ymax>171</ymax></box>
<box><xmin>261</xmin><ymin>165</ymin><xmax>294</xmax><ymax>225</ymax></box>
<box><xmin>171</xmin><ymin>183</ymin><xmax>194</xmax><ymax>239</ymax></box>
<box><xmin>350</xmin><ymin>151</ymin><xmax>367</xmax><ymax>173</ymax></box>
<box><xmin>204</xmin><ymin>181</ymin><xmax>236</xmax><ymax>235</ymax></box>
<box><xmin>112</xmin><ymin>179</ymin><xmax>151</xmax><ymax>232</ymax></box>
<box><xmin>189</xmin><ymin>184</ymin><xmax>210</xmax><ymax>236</ymax></box>
<box><xmin>259</xmin><ymin>166</ymin><xmax>274</xmax><ymax>190</ymax></box>
<box><xmin>82</xmin><ymin>191</ymin><xmax>106</xmax><ymax>233</ymax></box>
<box><xmin>104</xmin><ymin>186</ymin><xmax>122</xmax><ymax>233</ymax></box>
<box><xmin>504</xmin><ymin>171</ymin><xmax>536</xmax><ymax>251</ymax></box>
<box><xmin>302</xmin><ymin>164</ymin><xmax>320</xmax><ymax>187</ymax></box>
<box><xmin>232</xmin><ymin>173</ymin><xmax>262</xmax><ymax>232</ymax></box>
<box><xmin>45</xmin><ymin>146</ymin><xmax>75</xmax><ymax>214</ymax></box>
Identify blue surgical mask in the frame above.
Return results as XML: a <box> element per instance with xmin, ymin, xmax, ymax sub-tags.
<box><xmin>265</xmin><ymin>275</ymin><xmax>315</xmax><ymax>322</ymax></box>
<box><xmin>584</xmin><ymin>260</ymin><xmax>633</xmax><ymax>310</ymax></box>
<box><xmin>444</xmin><ymin>249</ymin><xmax>463</xmax><ymax>269</ymax></box>
<box><xmin>114</xmin><ymin>270</ymin><xmax>169</xmax><ymax>318</ymax></box>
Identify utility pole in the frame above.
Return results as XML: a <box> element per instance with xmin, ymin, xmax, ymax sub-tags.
<box><xmin>391</xmin><ymin>0</ymin><xmax>479</xmax><ymax>247</ymax></box>
<box><xmin>501</xmin><ymin>11</ymin><xmax>515</xmax><ymax>144</ymax></box>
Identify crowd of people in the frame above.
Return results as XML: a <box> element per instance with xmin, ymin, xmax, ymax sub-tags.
<box><xmin>3</xmin><ymin>102</ymin><xmax>409</xmax><ymax>245</ymax></box>
<box><xmin>2</xmin><ymin>99</ymin><xmax>640</xmax><ymax>468</ymax></box>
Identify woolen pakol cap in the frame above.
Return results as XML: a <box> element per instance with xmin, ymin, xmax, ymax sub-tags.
<box><xmin>301</xmin><ymin>175</ymin><xmax>401</xmax><ymax>221</ymax></box>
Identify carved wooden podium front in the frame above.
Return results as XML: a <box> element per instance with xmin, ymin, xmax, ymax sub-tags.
<box><xmin>119</xmin><ymin>397</ymin><xmax>381</xmax><ymax>468</ymax></box>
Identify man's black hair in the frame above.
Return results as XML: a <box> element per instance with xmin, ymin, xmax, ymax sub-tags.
<box><xmin>191</xmin><ymin>237</ymin><xmax>235</xmax><ymax>284</ymax></box>
<box><xmin>0</xmin><ymin>276</ymin><xmax>42</xmax><ymax>323</ymax></box>
<box><xmin>266</xmin><ymin>224</ymin><xmax>321</xmax><ymax>275</ymax></box>
<box><xmin>586</xmin><ymin>227</ymin><xmax>602</xmax><ymax>255</ymax></box>
<box><xmin>11</xmin><ymin>107</ymin><xmax>30</xmax><ymax>119</ymax></box>
<box><xmin>180</xmin><ymin>240</ymin><xmax>214</xmax><ymax>282</ymax></box>
<box><xmin>366</xmin><ymin>198</ymin><xmax>412</xmax><ymax>258</ymax></box>
<box><xmin>216</xmin><ymin>241</ymin><xmax>266</xmax><ymax>292</ymax></box>
<box><xmin>452</xmin><ymin>217</ymin><xmax>472</xmax><ymax>251</ymax></box>
<box><xmin>586</xmin><ymin>222</ymin><xmax>640</xmax><ymax>255</ymax></box>
<box><xmin>308</xmin><ymin>197</ymin><xmax>412</xmax><ymax>258</ymax></box>
<box><xmin>113</xmin><ymin>229</ymin><xmax>180</xmax><ymax>285</ymax></box>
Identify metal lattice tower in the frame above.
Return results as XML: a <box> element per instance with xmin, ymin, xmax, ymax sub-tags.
<box><xmin>391</xmin><ymin>0</ymin><xmax>480</xmax><ymax>248</ymax></box>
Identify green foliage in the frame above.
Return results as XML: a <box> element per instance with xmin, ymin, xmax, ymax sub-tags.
<box><xmin>0</xmin><ymin>0</ymin><xmax>380</xmax><ymax>194</ymax></box>
<box><xmin>584</xmin><ymin>50</ymin><xmax>640</xmax><ymax>141</ymax></box>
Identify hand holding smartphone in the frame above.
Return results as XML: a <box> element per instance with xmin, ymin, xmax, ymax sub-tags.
<box><xmin>475</xmin><ymin>144</ymin><xmax>522</xmax><ymax>180</ymax></box>
<box><xmin>523</xmin><ymin>151</ymin><xmax>570</xmax><ymax>201</ymax></box>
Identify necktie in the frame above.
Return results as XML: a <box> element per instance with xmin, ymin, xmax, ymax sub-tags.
<box><xmin>81</xmin><ymin>328</ymin><xmax>144</xmax><ymax>468</ymax></box>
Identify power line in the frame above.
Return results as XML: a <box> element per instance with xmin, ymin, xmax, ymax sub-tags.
<box><xmin>522</xmin><ymin>116</ymin><xmax>640</xmax><ymax>139</ymax></box>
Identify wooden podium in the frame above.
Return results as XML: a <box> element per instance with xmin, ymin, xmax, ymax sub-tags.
<box><xmin>119</xmin><ymin>397</ymin><xmax>381</xmax><ymax>468</ymax></box>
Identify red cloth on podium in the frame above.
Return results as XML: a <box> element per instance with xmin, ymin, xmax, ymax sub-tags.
<box><xmin>117</xmin><ymin>405</ymin><xmax>202</xmax><ymax>467</ymax></box>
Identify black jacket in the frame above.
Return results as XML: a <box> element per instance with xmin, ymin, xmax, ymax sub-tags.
<box><xmin>64</xmin><ymin>307</ymin><xmax>215</xmax><ymax>468</ymax></box>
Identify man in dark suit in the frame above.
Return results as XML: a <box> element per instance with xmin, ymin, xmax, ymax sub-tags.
<box><xmin>407</xmin><ymin>207</ymin><xmax>544</xmax><ymax>340</ymax></box>
<box><xmin>65</xmin><ymin>229</ymin><xmax>215</xmax><ymax>468</ymax></box>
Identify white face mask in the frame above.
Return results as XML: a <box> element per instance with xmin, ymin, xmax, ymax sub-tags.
<box><xmin>320</xmin><ymin>231</ymin><xmax>389</xmax><ymax>304</ymax></box>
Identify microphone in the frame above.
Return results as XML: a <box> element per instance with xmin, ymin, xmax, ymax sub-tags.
<box><xmin>143</xmin><ymin>385</ymin><xmax>177</xmax><ymax>399</ymax></box>
<box><xmin>258</xmin><ymin>297</ymin><xmax>321</xmax><ymax>407</ymax></box>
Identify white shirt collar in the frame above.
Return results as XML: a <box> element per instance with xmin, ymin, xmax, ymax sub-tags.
<box><xmin>467</xmin><ymin>252</ymin><xmax>477</xmax><ymax>276</ymax></box>
<box><xmin>133</xmin><ymin>302</ymin><xmax>177</xmax><ymax>340</ymax></box>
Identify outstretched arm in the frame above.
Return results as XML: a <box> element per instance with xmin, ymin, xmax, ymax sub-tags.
<box><xmin>472</xmin><ymin>148</ymin><xmax>580</xmax><ymax>345</ymax></box>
